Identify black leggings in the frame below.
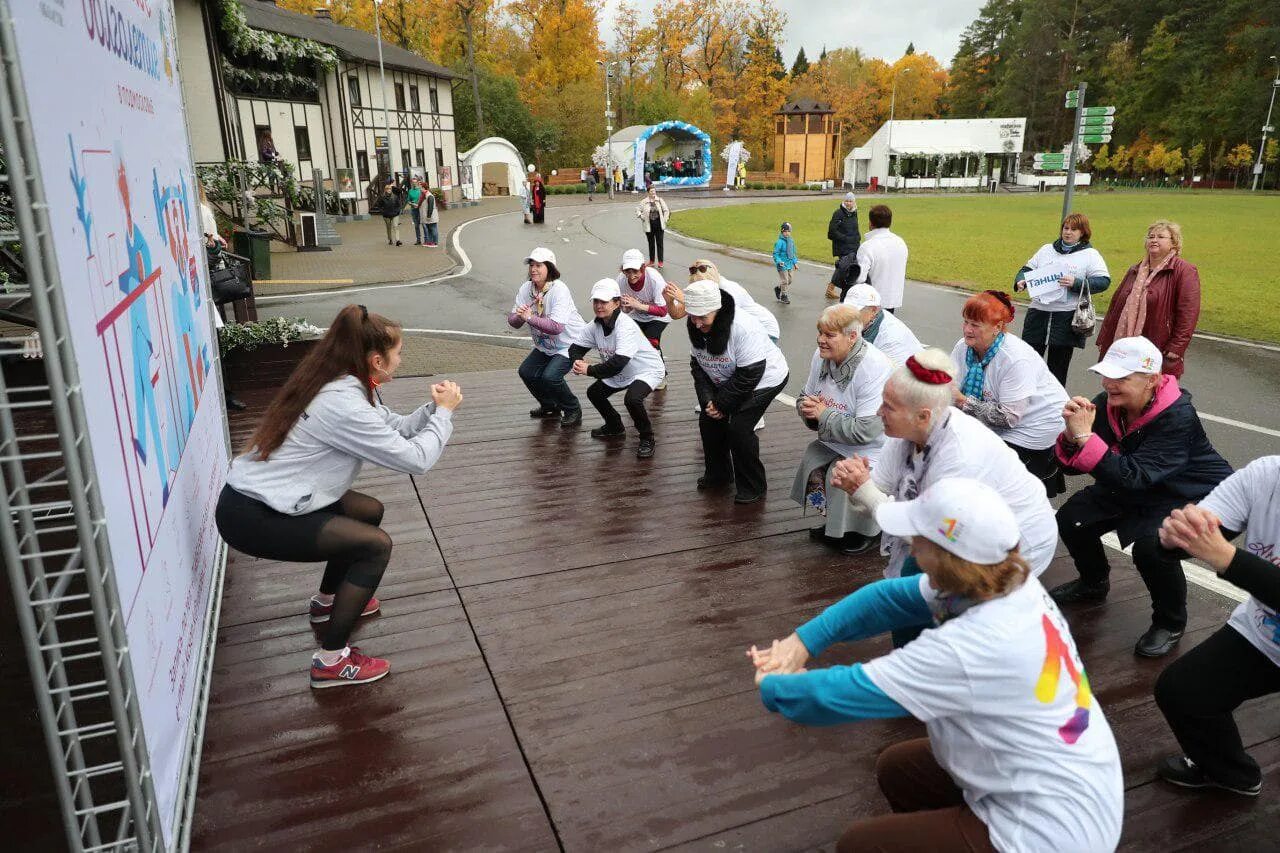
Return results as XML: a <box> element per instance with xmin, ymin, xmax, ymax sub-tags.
<box><xmin>587</xmin><ymin>379</ymin><xmax>654</xmax><ymax>438</ymax></box>
<box><xmin>1155</xmin><ymin>625</ymin><xmax>1280</xmax><ymax>790</ymax></box>
<box><xmin>1028</xmin><ymin>339</ymin><xmax>1074</xmax><ymax>387</ymax></box>
<box><xmin>216</xmin><ymin>485</ymin><xmax>391</xmax><ymax>650</ymax></box>
<box><xmin>645</xmin><ymin>225</ymin><xmax>664</xmax><ymax>263</ymax></box>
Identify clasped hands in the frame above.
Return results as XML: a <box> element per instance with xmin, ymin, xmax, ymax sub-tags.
<box><xmin>430</xmin><ymin>380</ymin><xmax>463</xmax><ymax>411</ymax></box>
<box><xmin>745</xmin><ymin>633</ymin><xmax>810</xmax><ymax>686</ymax></box>
<box><xmin>1062</xmin><ymin>395</ymin><xmax>1097</xmax><ymax>438</ymax></box>
<box><xmin>1159</xmin><ymin>504</ymin><xmax>1236</xmax><ymax>573</ymax></box>
<box><xmin>830</xmin><ymin>455</ymin><xmax>873</xmax><ymax>495</ymax></box>
<box><xmin>797</xmin><ymin>394</ymin><xmax>828</xmax><ymax>419</ymax></box>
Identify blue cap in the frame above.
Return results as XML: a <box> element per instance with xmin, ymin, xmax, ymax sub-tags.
<box><xmin>781</xmin><ymin>222</ymin><xmax>791</xmax><ymax>231</ymax></box>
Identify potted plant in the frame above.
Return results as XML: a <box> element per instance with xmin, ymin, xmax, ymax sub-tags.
<box><xmin>218</xmin><ymin>316</ymin><xmax>324</xmax><ymax>385</ymax></box>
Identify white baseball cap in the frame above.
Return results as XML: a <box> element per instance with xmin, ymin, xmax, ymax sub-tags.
<box><xmin>843</xmin><ymin>283</ymin><xmax>882</xmax><ymax>309</ymax></box>
<box><xmin>683</xmin><ymin>280</ymin><xmax>722</xmax><ymax>316</ymax></box>
<box><xmin>590</xmin><ymin>278</ymin><xmax>621</xmax><ymax>302</ymax></box>
<box><xmin>524</xmin><ymin>246</ymin><xmax>557</xmax><ymax>266</ymax></box>
<box><xmin>1089</xmin><ymin>336</ymin><xmax>1162</xmax><ymax>379</ymax></box>
<box><xmin>621</xmin><ymin>249</ymin><xmax>645</xmax><ymax>270</ymax></box>
<box><xmin>876</xmin><ymin>477</ymin><xmax>1020</xmax><ymax>566</ymax></box>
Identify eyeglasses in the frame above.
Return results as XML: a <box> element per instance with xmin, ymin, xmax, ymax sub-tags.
<box><xmin>689</xmin><ymin>264</ymin><xmax>711</xmax><ymax>274</ymax></box>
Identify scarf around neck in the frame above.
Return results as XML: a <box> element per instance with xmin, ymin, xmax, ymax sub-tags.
<box><xmin>819</xmin><ymin>335</ymin><xmax>869</xmax><ymax>391</ymax></box>
<box><xmin>1115</xmin><ymin>252</ymin><xmax>1176</xmax><ymax>341</ymax></box>
<box><xmin>1053</xmin><ymin>238</ymin><xmax>1091</xmax><ymax>255</ymax></box>
<box><xmin>863</xmin><ymin>309</ymin><xmax>886</xmax><ymax>342</ymax></box>
<box><xmin>962</xmin><ymin>332</ymin><xmax>1005</xmax><ymax>398</ymax></box>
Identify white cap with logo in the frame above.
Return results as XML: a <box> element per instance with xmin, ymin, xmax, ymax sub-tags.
<box><xmin>621</xmin><ymin>249</ymin><xmax>645</xmax><ymax>270</ymax></box>
<box><xmin>524</xmin><ymin>246</ymin><xmax>557</xmax><ymax>266</ymax></box>
<box><xmin>1089</xmin><ymin>336</ymin><xmax>1163</xmax><ymax>379</ymax></box>
<box><xmin>590</xmin><ymin>278</ymin><xmax>622</xmax><ymax>302</ymax></box>
<box><xmin>876</xmin><ymin>477</ymin><xmax>1020</xmax><ymax>566</ymax></box>
<box><xmin>843</xmin><ymin>283</ymin><xmax>882</xmax><ymax>309</ymax></box>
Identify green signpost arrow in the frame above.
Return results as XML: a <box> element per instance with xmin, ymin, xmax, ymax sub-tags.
<box><xmin>1081</xmin><ymin>134</ymin><xmax>1112</xmax><ymax>144</ymax></box>
<box><xmin>1080</xmin><ymin>115</ymin><xmax>1114</xmax><ymax>127</ymax></box>
<box><xmin>1082</xmin><ymin>106</ymin><xmax>1116</xmax><ymax>117</ymax></box>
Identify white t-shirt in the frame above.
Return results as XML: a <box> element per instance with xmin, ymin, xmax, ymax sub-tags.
<box><xmin>616</xmin><ymin>267</ymin><xmax>671</xmax><ymax>324</ymax></box>
<box><xmin>855</xmin><ymin>227</ymin><xmax>909</xmax><ymax>309</ymax></box>
<box><xmin>575</xmin><ymin>312</ymin><xmax>666</xmax><ymax>389</ymax></box>
<box><xmin>858</xmin><ymin>308</ymin><xmax>924</xmax><ymax>366</ymax></box>
<box><xmin>719</xmin><ymin>278</ymin><xmax>780</xmax><ymax>339</ymax></box>
<box><xmin>865</xmin><ymin>575</ymin><xmax>1123</xmax><ymax>853</ymax></box>
<box><xmin>1023</xmin><ymin>243</ymin><xmax>1110</xmax><ymax>313</ymax></box>
<box><xmin>511</xmin><ymin>279</ymin><xmax>587</xmax><ymax>356</ymax></box>
<box><xmin>949</xmin><ymin>333</ymin><xmax>1069</xmax><ymax>451</ymax></box>
<box><xmin>692</xmin><ymin>312</ymin><xmax>789</xmax><ymax>391</ymax></box>
<box><xmin>873</xmin><ymin>408</ymin><xmax>1059</xmax><ymax>577</ymax></box>
<box><xmin>1199</xmin><ymin>456</ymin><xmax>1280</xmax><ymax>667</ymax></box>
<box><xmin>802</xmin><ymin>346</ymin><xmax>892</xmax><ymax>461</ymax></box>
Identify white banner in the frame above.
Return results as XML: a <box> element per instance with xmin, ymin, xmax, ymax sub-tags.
<box><xmin>724</xmin><ymin>140</ymin><xmax>743</xmax><ymax>188</ymax></box>
<box><xmin>9</xmin><ymin>0</ymin><xmax>227</xmax><ymax>844</ymax></box>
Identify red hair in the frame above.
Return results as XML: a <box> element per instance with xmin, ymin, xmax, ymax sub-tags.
<box><xmin>1061</xmin><ymin>213</ymin><xmax>1092</xmax><ymax>242</ymax></box>
<box><xmin>963</xmin><ymin>290</ymin><xmax>1015</xmax><ymax>327</ymax></box>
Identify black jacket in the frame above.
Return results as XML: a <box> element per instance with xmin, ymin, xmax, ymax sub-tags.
<box><xmin>827</xmin><ymin>206</ymin><xmax>861</xmax><ymax>258</ymax></box>
<box><xmin>375</xmin><ymin>188</ymin><xmax>403</xmax><ymax>218</ymax></box>
<box><xmin>687</xmin><ymin>292</ymin><xmax>768</xmax><ymax>414</ymax></box>
<box><xmin>1058</xmin><ymin>380</ymin><xmax>1232</xmax><ymax>511</ymax></box>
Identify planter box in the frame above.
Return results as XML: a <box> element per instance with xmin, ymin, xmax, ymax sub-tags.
<box><xmin>222</xmin><ymin>338</ymin><xmax>319</xmax><ymax>396</ymax></box>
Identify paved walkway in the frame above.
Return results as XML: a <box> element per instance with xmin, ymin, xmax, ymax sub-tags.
<box><xmin>258</xmin><ymin>197</ymin><xmax>521</xmax><ymax>294</ymax></box>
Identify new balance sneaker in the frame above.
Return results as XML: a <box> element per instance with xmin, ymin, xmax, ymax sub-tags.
<box><xmin>309</xmin><ymin>647</ymin><xmax>390</xmax><ymax>689</ymax></box>
<box><xmin>309</xmin><ymin>595</ymin><xmax>380</xmax><ymax>624</ymax></box>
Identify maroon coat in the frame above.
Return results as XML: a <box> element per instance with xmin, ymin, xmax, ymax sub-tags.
<box><xmin>1097</xmin><ymin>256</ymin><xmax>1200</xmax><ymax>378</ymax></box>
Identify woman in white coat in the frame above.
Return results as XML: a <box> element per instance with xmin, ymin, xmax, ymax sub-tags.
<box><xmin>636</xmin><ymin>186</ymin><xmax>670</xmax><ymax>267</ymax></box>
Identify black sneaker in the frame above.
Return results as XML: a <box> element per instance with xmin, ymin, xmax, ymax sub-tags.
<box><xmin>839</xmin><ymin>532</ymin><xmax>880</xmax><ymax>556</ymax></box>
<box><xmin>809</xmin><ymin>524</ymin><xmax>829</xmax><ymax>542</ymax></box>
<box><xmin>560</xmin><ymin>409</ymin><xmax>583</xmax><ymax>428</ymax></box>
<box><xmin>1157</xmin><ymin>755</ymin><xmax>1261</xmax><ymax>797</ymax></box>
<box><xmin>530</xmin><ymin>406</ymin><xmax>559</xmax><ymax>419</ymax></box>
<box><xmin>590</xmin><ymin>423</ymin><xmax>626</xmax><ymax>439</ymax></box>
<box><xmin>1135</xmin><ymin>625</ymin><xmax>1184</xmax><ymax>658</ymax></box>
<box><xmin>780</xmin><ymin>293</ymin><xmax>791</xmax><ymax>304</ymax></box>
<box><xmin>1048</xmin><ymin>578</ymin><xmax>1110</xmax><ymax>604</ymax></box>
<box><xmin>733</xmin><ymin>491</ymin><xmax>766</xmax><ymax>505</ymax></box>
<box><xmin>697</xmin><ymin>476</ymin><xmax>734</xmax><ymax>490</ymax></box>
<box><xmin>637</xmin><ymin>438</ymin><xmax>656</xmax><ymax>458</ymax></box>
<box><xmin>774</xmin><ymin>286</ymin><xmax>782</xmax><ymax>302</ymax></box>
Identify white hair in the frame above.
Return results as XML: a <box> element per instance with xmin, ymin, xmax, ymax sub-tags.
<box><xmin>886</xmin><ymin>346</ymin><xmax>955</xmax><ymax>420</ymax></box>
<box><xmin>818</xmin><ymin>304</ymin><xmax>864</xmax><ymax>336</ymax></box>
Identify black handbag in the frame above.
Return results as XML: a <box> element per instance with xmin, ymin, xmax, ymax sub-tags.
<box><xmin>210</xmin><ymin>261</ymin><xmax>251</xmax><ymax>305</ymax></box>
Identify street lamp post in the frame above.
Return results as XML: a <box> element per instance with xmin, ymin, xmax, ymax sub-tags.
<box><xmin>373</xmin><ymin>0</ymin><xmax>393</xmax><ymax>179</ymax></box>
<box><xmin>886</xmin><ymin>67</ymin><xmax>912</xmax><ymax>189</ymax></box>
<box><xmin>1251</xmin><ymin>55</ymin><xmax>1279</xmax><ymax>192</ymax></box>
<box><xmin>597</xmin><ymin>60</ymin><xmax>617</xmax><ymax>199</ymax></box>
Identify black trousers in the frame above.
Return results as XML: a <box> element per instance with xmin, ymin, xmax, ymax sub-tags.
<box><xmin>1057</xmin><ymin>490</ymin><xmax>1187</xmax><ymax>630</ymax></box>
<box><xmin>699</xmin><ymin>378</ymin><xmax>787</xmax><ymax>500</ymax></box>
<box><xmin>587</xmin><ymin>379</ymin><xmax>654</xmax><ymax>438</ymax></box>
<box><xmin>1028</xmin><ymin>339</ymin><xmax>1074</xmax><ymax>387</ymax></box>
<box><xmin>1155</xmin><ymin>625</ymin><xmax>1280</xmax><ymax>789</ymax></box>
<box><xmin>645</xmin><ymin>225</ymin><xmax>665</xmax><ymax>263</ymax></box>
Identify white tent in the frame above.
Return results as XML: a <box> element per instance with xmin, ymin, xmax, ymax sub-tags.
<box><xmin>843</xmin><ymin>118</ymin><xmax>1027</xmax><ymax>189</ymax></box>
<box><xmin>458</xmin><ymin>137</ymin><xmax>526</xmax><ymax>199</ymax></box>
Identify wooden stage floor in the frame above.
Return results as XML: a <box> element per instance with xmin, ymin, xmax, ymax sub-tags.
<box><xmin>193</xmin><ymin>368</ymin><xmax>1280</xmax><ymax>851</ymax></box>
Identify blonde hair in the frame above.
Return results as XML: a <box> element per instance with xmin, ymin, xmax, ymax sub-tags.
<box><xmin>687</xmin><ymin>258</ymin><xmax>722</xmax><ymax>284</ymax></box>
<box><xmin>886</xmin><ymin>346</ymin><xmax>955</xmax><ymax>417</ymax></box>
<box><xmin>1147</xmin><ymin>219</ymin><xmax>1183</xmax><ymax>254</ymax></box>
<box><xmin>914</xmin><ymin>539</ymin><xmax>1030</xmax><ymax>601</ymax></box>
<box><xmin>818</xmin><ymin>304</ymin><xmax>863</xmax><ymax>335</ymax></box>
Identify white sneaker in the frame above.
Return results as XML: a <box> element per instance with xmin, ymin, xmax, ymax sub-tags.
<box><xmin>693</xmin><ymin>404</ymin><xmax>702</xmax><ymax>414</ymax></box>
<box><xmin>754</xmin><ymin>416</ymin><xmax>765</xmax><ymax>431</ymax></box>
<box><xmin>656</xmin><ymin>375</ymin><xmax>668</xmax><ymax>390</ymax></box>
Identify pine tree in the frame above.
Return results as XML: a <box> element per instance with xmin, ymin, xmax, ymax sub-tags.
<box><xmin>791</xmin><ymin>47</ymin><xmax>810</xmax><ymax>78</ymax></box>
<box><xmin>905</xmin><ymin>42</ymin><xmax>915</xmax><ymax>56</ymax></box>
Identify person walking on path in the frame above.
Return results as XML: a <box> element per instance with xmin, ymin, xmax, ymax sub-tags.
<box><xmin>568</xmin><ymin>279</ymin><xmax>666</xmax><ymax>459</ymax></box>
<box><xmin>530</xmin><ymin>172</ymin><xmax>548</xmax><ymax>224</ymax></box>
<box><xmin>1013</xmin><ymin>213</ymin><xmax>1111</xmax><ymax>386</ymax></box>
<box><xmin>508</xmin><ymin>247</ymin><xmax>587</xmax><ymax>427</ymax></box>
<box><xmin>637</xmin><ymin>186</ymin><xmax>670</xmax><ymax>268</ymax></box>
<box><xmin>1153</xmin><ymin>456</ymin><xmax>1280</xmax><ymax>797</ymax></box>
<box><xmin>375</xmin><ymin>180</ymin><xmax>403</xmax><ymax>246</ymax></box>
<box><xmin>586</xmin><ymin>166</ymin><xmax>599</xmax><ymax>200</ymax></box>
<box><xmin>520</xmin><ymin>177</ymin><xmax>532</xmax><ymax>224</ymax></box>
<box><xmin>682</xmin><ymin>281</ymin><xmax>789</xmax><ymax>504</ymax></box>
<box><xmin>1049</xmin><ymin>336</ymin><xmax>1232</xmax><ymax>658</ymax></box>
<box><xmin>854</xmin><ymin>204</ymin><xmax>908</xmax><ymax>313</ymax></box>
<box><xmin>773</xmin><ymin>222</ymin><xmax>798</xmax><ymax>305</ymax></box>
<box><xmin>406</xmin><ymin>179</ymin><xmax>425</xmax><ymax>245</ymax></box>
<box><xmin>217</xmin><ymin>305</ymin><xmax>462</xmax><ymax>688</ymax></box>
<box><xmin>421</xmin><ymin>186</ymin><xmax>439</xmax><ymax>247</ymax></box>
<box><xmin>750</xmin><ymin>478</ymin><xmax>1123</xmax><ymax>853</ymax></box>
<box><xmin>1096</xmin><ymin>219</ymin><xmax>1199</xmax><ymax>379</ymax></box>
<box><xmin>827</xmin><ymin>192</ymin><xmax>861</xmax><ymax>300</ymax></box>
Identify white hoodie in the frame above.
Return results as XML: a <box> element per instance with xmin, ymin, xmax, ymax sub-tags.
<box><xmin>226</xmin><ymin>375</ymin><xmax>453</xmax><ymax>515</ymax></box>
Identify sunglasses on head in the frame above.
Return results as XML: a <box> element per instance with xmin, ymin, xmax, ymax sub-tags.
<box><xmin>689</xmin><ymin>264</ymin><xmax>711</xmax><ymax>274</ymax></box>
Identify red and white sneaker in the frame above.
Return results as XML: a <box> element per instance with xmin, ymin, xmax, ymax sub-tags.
<box><xmin>309</xmin><ymin>595</ymin><xmax>380</xmax><ymax>624</ymax></box>
<box><xmin>310</xmin><ymin>647</ymin><xmax>390</xmax><ymax>689</ymax></box>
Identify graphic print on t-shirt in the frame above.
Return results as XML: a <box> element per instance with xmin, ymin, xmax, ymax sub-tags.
<box><xmin>1036</xmin><ymin>613</ymin><xmax>1092</xmax><ymax>744</ymax></box>
<box><xmin>1245</xmin><ymin>540</ymin><xmax>1280</xmax><ymax>646</ymax></box>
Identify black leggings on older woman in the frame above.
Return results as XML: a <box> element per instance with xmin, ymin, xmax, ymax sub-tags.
<box><xmin>215</xmin><ymin>485</ymin><xmax>391</xmax><ymax>651</ymax></box>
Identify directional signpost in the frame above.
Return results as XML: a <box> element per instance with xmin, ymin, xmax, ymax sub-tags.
<box><xmin>1033</xmin><ymin>153</ymin><xmax>1068</xmax><ymax>170</ymax></box>
<box><xmin>1061</xmin><ymin>84</ymin><xmax>1117</xmax><ymax>218</ymax></box>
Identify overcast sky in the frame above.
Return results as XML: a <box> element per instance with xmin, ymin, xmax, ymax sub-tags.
<box><xmin>597</xmin><ymin>0</ymin><xmax>986</xmax><ymax>67</ymax></box>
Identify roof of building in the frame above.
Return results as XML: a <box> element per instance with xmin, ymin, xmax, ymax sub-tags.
<box><xmin>776</xmin><ymin>100</ymin><xmax>834</xmax><ymax>115</ymax></box>
<box><xmin>239</xmin><ymin>1</ymin><xmax>461</xmax><ymax>80</ymax></box>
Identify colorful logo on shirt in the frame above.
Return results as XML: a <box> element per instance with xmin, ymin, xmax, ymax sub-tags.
<box><xmin>1036</xmin><ymin>614</ymin><xmax>1092</xmax><ymax>744</ymax></box>
<box><xmin>937</xmin><ymin>518</ymin><xmax>960</xmax><ymax>543</ymax></box>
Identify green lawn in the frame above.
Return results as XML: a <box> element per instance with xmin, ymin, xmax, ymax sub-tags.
<box><xmin>670</xmin><ymin>192</ymin><xmax>1280</xmax><ymax>342</ymax></box>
